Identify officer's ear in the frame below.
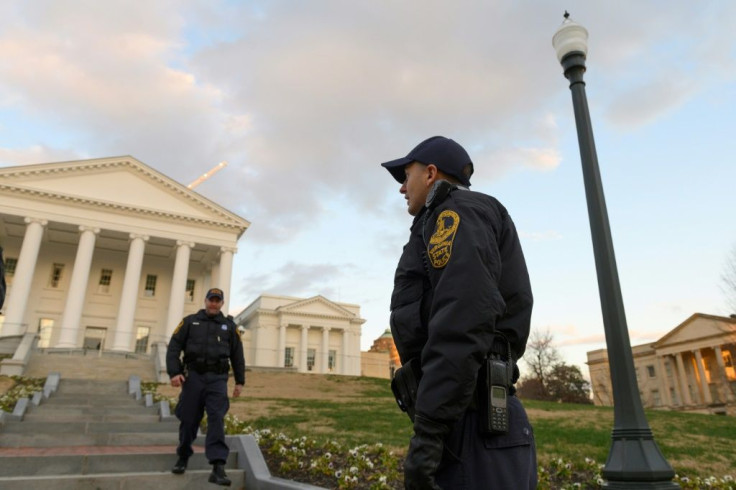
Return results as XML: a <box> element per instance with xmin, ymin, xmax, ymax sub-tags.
<box><xmin>425</xmin><ymin>164</ymin><xmax>440</xmax><ymax>187</ymax></box>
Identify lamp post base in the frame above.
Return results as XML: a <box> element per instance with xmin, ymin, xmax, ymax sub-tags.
<box><xmin>603</xmin><ymin>429</ymin><xmax>679</xmax><ymax>489</ymax></box>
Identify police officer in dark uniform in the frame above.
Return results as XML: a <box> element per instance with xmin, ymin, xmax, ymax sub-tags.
<box><xmin>0</xmin><ymin>245</ymin><xmax>6</xmax><ymax>310</ymax></box>
<box><xmin>166</xmin><ymin>287</ymin><xmax>245</xmax><ymax>486</ymax></box>
<box><xmin>382</xmin><ymin>136</ymin><xmax>537</xmax><ymax>489</ymax></box>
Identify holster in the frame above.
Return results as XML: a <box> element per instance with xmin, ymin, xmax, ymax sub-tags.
<box><xmin>391</xmin><ymin>358</ymin><xmax>422</xmax><ymax>422</ymax></box>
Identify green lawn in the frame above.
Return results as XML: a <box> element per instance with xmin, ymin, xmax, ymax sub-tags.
<box><xmin>222</xmin><ymin>374</ymin><xmax>735</xmax><ymax>488</ymax></box>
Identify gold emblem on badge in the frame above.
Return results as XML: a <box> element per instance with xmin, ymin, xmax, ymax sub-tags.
<box><xmin>428</xmin><ymin>210</ymin><xmax>460</xmax><ymax>268</ymax></box>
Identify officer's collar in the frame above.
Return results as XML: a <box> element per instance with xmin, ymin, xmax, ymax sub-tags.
<box><xmin>410</xmin><ymin>207</ymin><xmax>427</xmax><ymax>229</ymax></box>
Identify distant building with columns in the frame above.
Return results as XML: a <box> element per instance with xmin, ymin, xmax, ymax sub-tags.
<box><xmin>587</xmin><ymin>313</ymin><xmax>736</xmax><ymax>415</ymax></box>
<box><xmin>0</xmin><ymin>156</ymin><xmax>249</xmax><ymax>369</ymax></box>
<box><xmin>234</xmin><ymin>294</ymin><xmax>365</xmax><ymax>376</ymax></box>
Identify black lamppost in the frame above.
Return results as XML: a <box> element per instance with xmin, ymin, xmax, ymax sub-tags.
<box><xmin>552</xmin><ymin>13</ymin><xmax>679</xmax><ymax>489</ymax></box>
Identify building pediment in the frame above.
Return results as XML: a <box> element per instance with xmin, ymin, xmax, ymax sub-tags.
<box><xmin>277</xmin><ymin>295</ymin><xmax>357</xmax><ymax>319</ymax></box>
<box><xmin>654</xmin><ymin>313</ymin><xmax>736</xmax><ymax>348</ymax></box>
<box><xmin>0</xmin><ymin>156</ymin><xmax>249</xmax><ymax>234</ymax></box>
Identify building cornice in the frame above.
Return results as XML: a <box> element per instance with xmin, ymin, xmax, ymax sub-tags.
<box><xmin>0</xmin><ymin>183</ymin><xmax>246</xmax><ymax>232</ymax></box>
<box><xmin>0</xmin><ymin>157</ymin><xmax>250</xmax><ymax>235</ymax></box>
<box><xmin>253</xmin><ymin>308</ymin><xmax>359</xmax><ymax>323</ymax></box>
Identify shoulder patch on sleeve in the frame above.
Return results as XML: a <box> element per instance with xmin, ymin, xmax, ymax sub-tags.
<box><xmin>427</xmin><ymin>209</ymin><xmax>460</xmax><ymax>268</ymax></box>
<box><xmin>173</xmin><ymin>320</ymin><xmax>184</xmax><ymax>335</ymax></box>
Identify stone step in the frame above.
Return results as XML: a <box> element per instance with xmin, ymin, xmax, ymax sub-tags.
<box><xmin>31</xmin><ymin>401</ymin><xmax>152</xmax><ymax>411</ymax></box>
<box><xmin>23</xmin><ymin>412</ymin><xmax>163</xmax><ymax>423</ymax></box>
<box><xmin>55</xmin><ymin>380</ymin><xmax>130</xmax><ymax>393</ymax></box>
<box><xmin>39</xmin><ymin>397</ymin><xmax>144</xmax><ymax>407</ymax></box>
<box><xmin>24</xmin><ymin>352</ymin><xmax>157</xmax><ymax>382</ymax></box>
<box><xmin>0</xmin><ymin>431</ymin><xmax>181</xmax><ymax>447</ymax></box>
<box><xmin>0</xmin><ymin>469</ymin><xmax>246</xmax><ymax>490</ymax></box>
<box><xmin>0</xmin><ymin>452</ymin><xmax>239</xmax><ymax>477</ymax></box>
<box><xmin>1</xmin><ymin>420</ymin><xmax>179</xmax><ymax>434</ymax></box>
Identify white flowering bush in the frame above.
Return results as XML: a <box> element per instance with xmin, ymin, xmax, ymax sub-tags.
<box><xmin>536</xmin><ymin>457</ymin><xmax>734</xmax><ymax>490</ymax></box>
<box><xmin>0</xmin><ymin>376</ymin><xmax>44</xmax><ymax>412</ymax></box>
<box><xmin>674</xmin><ymin>473</ymin><xmax>735</xmax><ymax>490</ymax></box>
<box><xmin>224</xmin><ymin>414</ymin><xmax>400</xmax><ymax>489</ymax></box>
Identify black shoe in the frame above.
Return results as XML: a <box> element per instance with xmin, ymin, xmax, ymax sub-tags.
<box><xmin>172</xmin><ymin>456</ymin><xmax>188</xmax><ymax>474</ymax></box>
<box><xmin>208</xmin><ymin>462</ymin><xmax>231</xmax><ymax>486</ymax></box>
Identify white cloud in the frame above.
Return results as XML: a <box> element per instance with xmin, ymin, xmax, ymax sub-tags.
<box><xmin>0</xmin><ymin>145</ymin><xmax>80</xmax><ymax>166</ymax></box>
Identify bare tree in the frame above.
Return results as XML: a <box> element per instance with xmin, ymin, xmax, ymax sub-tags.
<box><xmin>722</xmin><ymin>244</ymin><xmax>736</xmax><ymax>314</ymax></box>
<box><xmin>522</xmin><ymin>328</ymin><xmax>560</xmax><ymax>395</ymax></box>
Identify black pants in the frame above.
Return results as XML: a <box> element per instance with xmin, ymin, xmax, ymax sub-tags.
<box><xmin>175</xmin><ymin>371</ymin><xmax>230</xmax><ymax>464</ymax></box>
<box><xmin>435</xmin><ymin>396</ymin><xmax>537</xmax><ymax>489</ymax></box>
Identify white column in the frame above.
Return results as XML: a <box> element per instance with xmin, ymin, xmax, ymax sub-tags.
<box><xmin>714</xmin><ymin>346</ymin><xmax>735</xmax><ymax>402</ymax></box>
<box><xmin>342</xmin><ymin>329</ymin><xmax>350</xmax><ymax>375</ymax></box>
<box><xmin>209</xmin><ymin>263</ymin><xmax>220</xmax><ymax>294</ymax></box>
<box><xmin>56</xmin><ymin>226</ymin><xmax>100</xmax><ymax>347</ymax></box>
<box><xmin>111</xmin><ymin>234</ymin><xmax>148</xmax><ymax>352</ymax></box>
<box><xmin>278</xmin><ymin>323</ymin><xmax>287</xmax><ymax>367</ymax></box>
<box><xmin>217</xmin><ymin>247</ymin><xmax>236</xmax><ymax>314</ymax></box>
<box><xmin>321</xmin><ymin>327</ymin><xmax>331</xmax><ymax>373</ymax></box>
<box><xmin>694</xmin><ymin>349</ymin><xmax>713</xmax><ymax>404</ymax></box>
<box><xmin>165</xmin><ymin>241</ymin><xmax>194</xmax><ymax>338</ymax></box>
<box><xmin>250</xmin><ymin>325</ymin><xmax>262</xmax><ymax>365</ymax></box>
<box><xmin>1</xmin><ymin>218</ymin><xmax>46</xmax><ymax>336</ymax></box>
<box><xmin>675</xmin><ymin>352</ymin><xmax>693</xmax><ymax>406</ymax></box>
<box><xmin>657</xmin><ymin>356</ymin><xmax>672</xmax><ymax>407</ymax></box>
<box><xmin>299</xmin><ymin>325</ymin><xmax>308</xmax><ymax>372</ymax></box>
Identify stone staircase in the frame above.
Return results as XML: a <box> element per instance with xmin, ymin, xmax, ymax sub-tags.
<box><xmin>0</xmin><ymin>378</ymin><xmax>246</xmax><ymax>489</ymax></box>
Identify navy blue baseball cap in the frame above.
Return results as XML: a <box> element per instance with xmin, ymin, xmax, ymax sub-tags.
<box><xmin>206</xmin><ymin>288</ymin><xmax>224</xmax><ymax>301</ymax></box>
<box><xmin>381</xmin><ymin>136</ymin><xmax>474</xmax><ymax>187</ymax></box>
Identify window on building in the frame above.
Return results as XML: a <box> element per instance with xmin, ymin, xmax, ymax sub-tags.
<box><xmin>665</xmin><ymin>360</ymin><xmax>673</xmax><ymax>377</ymax></box>
<box><xmin>635</xmin><ymin>367</ymin><xmax>640</xmax><ymax>382</ymax></box>
<box><xmin>285</xmin><ymin>347</ymin><xmax>294</xmax><ymax>367</ymax></box>
<box><xmin>328</xmin><ymin>350</ymin><xmax>337</xmax><ymax>372</ymax></box>
<box><xmin>652</xmin><ymin>389</ymin><xmax>661</xmax><ymax>406</ymax></box>
<box><xmin>5</xmin><ymin>257</ymin><xmax>17</xmax><ymax>275</ymax></box>
<box><xmin>307</xmin><ymin>348</ymin><xmax>316</xmax><ymax>371</ymax></box>
<box><xmin>37</xmin><ymin>318</ymin><xmax>54</xmax><ymax>348</ymax></box>
<box><xmin>647</xmin><ymin>365</ymin><xmax>656</xmax><ymax>378</ymax></box>
<box><xmin>48</xmin><ymin>263</ymin><xmax>65</xmax><ymax>288</ymax></box>
<box><xmin>135</xmin><ymin>327</ymin><xmax>150</xmax><ymax>354</ymax></box>
<box><xmin>185</xmin><ymin>279</ymin><xmax>196</xmax><ymax>303</ymax></box>
<box><xmin>98</xmin><ymin>269</ymin><xmax>113</xmax><ymax>293</ymax></box>
<box><xmin>670</xmin><ymin>387</ymin><xmax>678</xmax><ymax>406</ymax></box>
<box><xmin>144</xmin><ymin>274</ymin><xmax>157</xmax><ymax>297</ymax></box>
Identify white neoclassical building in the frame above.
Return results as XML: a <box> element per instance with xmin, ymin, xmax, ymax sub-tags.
<box><xmin>587</xmin><ymin>313</ymin><xmax>736</xmax><ymax>415</ymax></box>
<box><xmin>0</xmin><ymin>156</ymin><xmax>249</xmax><ymax>374</ymax></box>
<box><xmin>234</xmin><ymin>294</ymin><xmax>365</xmax><ymax>376</ymax></box>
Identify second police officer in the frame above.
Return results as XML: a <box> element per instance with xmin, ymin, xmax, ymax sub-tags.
<box><xmin>166</xmin><ymin>287</ymin><xmax>245</xmax><ymax>487</ymax></box>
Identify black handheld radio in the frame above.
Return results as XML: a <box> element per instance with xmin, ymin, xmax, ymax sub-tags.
<box><xmin>478</xmin><ymin>336</ymin><xmax>513</xmax><ymax>435</ymax></box>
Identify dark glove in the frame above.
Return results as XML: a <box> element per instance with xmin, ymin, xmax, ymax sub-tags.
<box><xmin>404</xmin><ymin>414</ymin><xmax>450</xmax><ymax>490</ymax></box>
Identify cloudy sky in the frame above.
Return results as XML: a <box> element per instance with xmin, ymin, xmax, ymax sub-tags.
<box><xmin>1</xmin><ymin>1</ymin><xmax>734</xmax><ymax>375</ymax></box>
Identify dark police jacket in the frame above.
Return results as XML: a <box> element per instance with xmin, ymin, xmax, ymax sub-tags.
<box><xmin>166</xmin><ymin>309</ymin><xmax>246</xmax><ymax>386</ymax></box>
<box><xmin>0</xmin><ymin>246</ymin><xmax>6</xmax><ymax>310</ymax></box>
<box><xmin>390</xmin><ymin>185</ymin><xmax>533</xmax><ymax>425</ymax></box>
